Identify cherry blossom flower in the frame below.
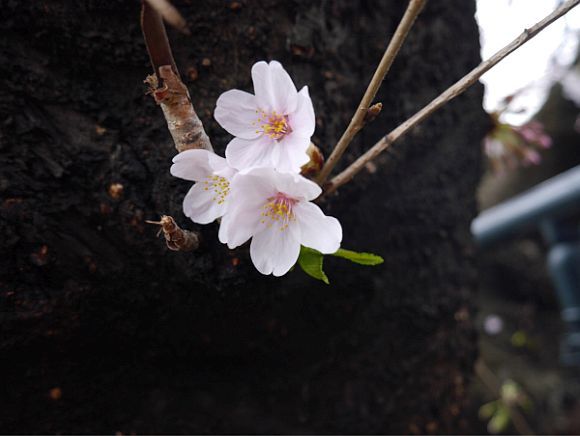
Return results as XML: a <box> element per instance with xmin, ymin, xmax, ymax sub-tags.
<box><xmin>170</xmin><ymin>149</ymin><xmax>237</xmax><ymax>224</ymax></box>
<box><xmin>214</xmin><ymin>60</ymin><xmax>315</xmax><ymax>173</ymax></box>
<box><xmin>483</xmin><ymin>114</ymin><xmax>552</xmax><ymax>173</ymax></box>
<box><xmin>219</xmin><ymin>168</ymin><xmax>342</xmax><ymax>276</ymax></box>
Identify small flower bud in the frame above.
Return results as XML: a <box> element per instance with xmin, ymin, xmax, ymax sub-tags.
<box><xmin>300</xmin><ymin>143</ymin><xmax>325</xmax><ymax>178</ymax></box>
<box><xmin>364</xmin><ymin>102</ymin><xmax>383</xmax><ymax>123</ymax></box>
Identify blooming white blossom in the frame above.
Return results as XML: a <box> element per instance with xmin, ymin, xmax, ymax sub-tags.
<box><xmin>219</xmin><ymin>168</ymin><xmax>342</xmax><ymax>276</ymax></box>
<box><xmin>170</xmin><ymin>149</ymin><xmax>237</xmax><ymax>224</ymax></box>
<box><xmin>214</xmin><ymin>60</ymin><xmax>315</xmax><ymax>173</ymax></box>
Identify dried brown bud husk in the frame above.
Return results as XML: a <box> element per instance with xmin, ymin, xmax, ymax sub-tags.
<box><xmin>146</xmin><ymin>215</ymin><xmax>200</xmax><ymax>251</ymax></box>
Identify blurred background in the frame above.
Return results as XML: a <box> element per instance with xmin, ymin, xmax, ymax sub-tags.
<box><xmin>470</xmin><ymin>0</ymin><xmax>580</xmax><ymax>433</ymax></box>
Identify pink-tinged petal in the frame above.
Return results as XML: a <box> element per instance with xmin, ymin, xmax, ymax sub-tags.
<box><xmin>218</xmin><ymin>170</ymin><xmax>277</xmax><ymax>248</ymax></box>
<box><xmin>271</xmin><ymin>171</ymin><xmax>321</xmax><ymax>201</ymax></box>
<box><xmin>230</xmin><ymin>168</ymin><xmax>277</xmax><ymax>202</ymax></box>
<box><xmin>252</xmin><ymin>61</ymin><xmax>298</xmax><ymax>115</ymax></box>
<box><xmin>171</xmin><ymin>149</ymin><xmax>215</xmax><ymax>181</ymax></box>
<box><xmin>214</xmin><ymin>89</ymin><xmax>261</xmax><ymax>140</ymax></box>
<box><xmin>183</xmin><ymin>183</ymin><xmax>225</xmax><ymax>224</ymax></box>
<box><xmin>218</xmin><ymin>206</ymin><xmax>262</xmax><ymax>249</ymax></box>
<box><xmin>250</xmin><ymin>223</ymin><xmax>301</xmax><ymax>276</ymax></box>
<box><xmin>206</xmin><ymin>152</ymin><xmax>229</xmax><ymax>172</ymax></box>
<box><xmin>251</xmin><ymin>61</ymin><xmax>270</xmax><ymax>107</ymax></box>
<box><xmin>225</xmin><ymin>135</ymin><xmax>277</xmax><ymax>171</ymax></box>
<box><xmin>269</xmin><ymin>61</ymin><xmax>299</xmax><ymax>114</ymax></box>
<box><xmin>228</xmin><ymin>168</ymin><xmax>278</xmax><ymax>215</ymax></box>
<box><xmin>273</xmin><ymin>134</ymin><xmax>311</xmax><ymax>173</ymax></box>
<box><xmin>294</xmin><ymin>202</ymin><xmax>342</xmax><ymax>254</ymax></box>
<box><xmin>289</xmin><ymin>86</ymin><xmax>315</xmax><ymax>138</ymax></box>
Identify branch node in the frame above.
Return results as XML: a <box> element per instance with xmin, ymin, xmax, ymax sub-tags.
<box><xmin>141</xmin><ymin>2</ymin><xmax>213</xmax><ymax>153</ymax></box>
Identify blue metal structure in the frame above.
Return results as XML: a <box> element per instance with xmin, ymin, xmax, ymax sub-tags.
<box><xmin>472</xmin><ymin>165</ymin><xmax>580</xmax><ymax>365</ymax></box>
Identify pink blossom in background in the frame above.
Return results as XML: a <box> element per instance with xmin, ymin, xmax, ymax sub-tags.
<box><xmin>483</xmin><ymin>114</ymin><xmax>553</xmax><ymax>173</ymax></box>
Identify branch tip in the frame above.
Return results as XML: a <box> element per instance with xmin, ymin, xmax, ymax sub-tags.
<box><xmin>144</xmin><ymin>0</ymin><xmax>191</xmax><ymax>35</ymax></box>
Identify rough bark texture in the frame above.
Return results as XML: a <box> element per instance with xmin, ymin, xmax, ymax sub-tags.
<box><xmin>0</xmin><ymin>0</ymin><xmax>486</xmax><ymax>433</ymax></box>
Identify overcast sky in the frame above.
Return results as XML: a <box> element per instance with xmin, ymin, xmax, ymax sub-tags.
<box><xmin>476</xmin><ymin>0</ymin><xmax>580</xmax><ymax>124</ymax></box>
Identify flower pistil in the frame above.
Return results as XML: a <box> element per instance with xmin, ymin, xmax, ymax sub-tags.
<box><xmin>261</xmin><ymin>193</ymin><xmax>297</xmax><ymax>231</ymax></box>
<box><xmin>255</xmin><ymin>110</ymin><xmax>291</xmax><ymax>141</ymax></box>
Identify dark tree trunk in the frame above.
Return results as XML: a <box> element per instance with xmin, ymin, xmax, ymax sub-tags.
<box><xmin>0</xmin><ymin>0</ymin><xmax>486</xmax><ymax>433</ymax></box>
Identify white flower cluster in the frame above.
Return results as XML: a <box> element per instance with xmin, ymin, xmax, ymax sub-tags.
<box><xmin>171</xmin><ymin>61</ymin><xmax>342</xmax><ymax>276</ymax></box>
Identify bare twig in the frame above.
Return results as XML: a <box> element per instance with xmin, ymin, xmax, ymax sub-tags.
<box><xmin>141</xmin><ymin>1</ymin><xmax>213</xmax><ymax>153</ymax></box>
<box><xmin>317</xmin><ymin>0</ymin><xmax>427</xmax><ymax>184</ymax></box>
<box><xmin>146</xmin><ymin>216</ymin><xmax>200</xmax><ymax>251</ymax></box>
<box><xmin>475</xmin><ymin>360</ymin><xmax>535</xmax><ymax>436</ymax></box>
<box><xmin>323</xmin><ymin>0</ymin><xmax>580</xmax><ymax>196</ymax></box>
<box><xmin>144</xmin><ymin>0</ymin><xmax>191</xmax><ymax>35</ymax></box>
<box><xmin>141</xmin><ymin>0</ymin><xmax>178</xmax><ymax>76</ymax></box>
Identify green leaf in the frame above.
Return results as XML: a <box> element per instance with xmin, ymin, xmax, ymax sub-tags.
<box><xmin>297</xmin><ymin>246</ymin><xmax>329</xmax><ymax>284</ymax></box>
<box><xmin>331</xmin><ymin>248</ymin><xmax>384</xmax><ymax>266</ymax></box>
<box><xmin>296</xmin><ymin>247</ymin><xmax>383</xmax><ymax>284</ymax></box>
<box><xmin>478</xmin><ymin>401</ymin><xmax>498</xmax><ymax>420</ymax></box>
<box><xmin>487</xmin><ymin>405</ymin><xmax>511</xmax><ymax>434</ymax></box>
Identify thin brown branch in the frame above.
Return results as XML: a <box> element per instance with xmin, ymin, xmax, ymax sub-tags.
<box><xmin>141</xmin><ymin>1</ymin><xmax>212</xmax><ymax>153</ymax></box>
<box><xmin>141</xmin><ymin>0</ymin><xmax>178</xmax><ymax>76</ymax></box>
<box><xmin>144</xmin><ymin>0</ymin><xmax>191</xmax><ymax>35</ymax></box>
<box><xmin>323</xmin><ymin>0</ymin><xmax>580</xmax><ymax>196</ymax></box>
<box><xmin>316</xmin><ymin>0</ymin><xmax>427</xmax><ymax>185</ymax></box>
<box><xmin>146</xmin><ymin>216</ymin><xmax>200</xmax><ymax>251</ymax></box>
<box><xmin>475</xmin><ymin>360</ymin><xmax>535</xmax><ymax>436</ymax></box>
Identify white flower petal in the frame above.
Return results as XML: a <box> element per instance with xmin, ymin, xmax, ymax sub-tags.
<box><xmin>294</xmin><ymin>201</ymin><xmax>342</xmax><ymax>254</ymax></box>
<box><xmin>289</xmin><ymin>86</ymin><xmax>315</xmax><ymax>138</ymax></box>
<box><xmin>183</xmin><ymin>183</ymin><xmax>225</xmax><ymax>224</ymax></box>
<box><xmin>271</xmin><ymin>171</ymin><xmax>321</xmax><ymax>201</ymax></box>
<box><xmin>273</xmin><ymin>134</ymin><xmax>311</xmax><ymax>173</ymax></box>
<box><xmin>218</xmin><ymin>170</ymin><xmax>277</xmax><ymax>248</ymax></box>
<box><xmin>206</xmin><ymin>152</ymin><xmax>230</xmax><ymax>172</ymax></box>
<box><xmin>214</xmin><ymin>89</ymin><xmax>261</xmax><ymax>140</ymax></box>
<box><xmin>218</xmin><ymin>207</ymin><xmax>261</xmax><ymax>249</ymax></box>
<box><xmin>170</xmin><ymin>149</ymin><xmax>215</xmax><ymax>181</ymax></box>
<box><xmin>250</xmin><ymin>223</ymin><xmax>301</xmax><ymax>276</ymax></box>
<box><xmin>229</xmin><ymin>169</ymin><xmax>277</xmax><ymax>202</ymax></box>
<box><xmin>225</xmin><ymin>135</ymin><xmax>277</xmax><ymax>171</ymax></box>
<box><xmin>252</xmin><ymin>61</ymin><xmax>298</xmax><ymax>115</ymax></box>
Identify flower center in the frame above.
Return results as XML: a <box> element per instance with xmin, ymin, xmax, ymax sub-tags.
<box><xmin>260</xmin><ymin>193</ymin><xmax>297</xmax><ymax>231</ymax></box>
<box><xmin>203</xmin><ymin>175</ymin><xmax>230</xmax><ymax>205</ymax></box>
<box><xmin>255</xmin><ymin>110</ymin><xmax>292</xmax><ymax>141</ymax></box>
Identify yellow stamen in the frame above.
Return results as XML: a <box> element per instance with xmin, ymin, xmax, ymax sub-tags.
<box><xmin>261</xmin><ymin>193</ymin><xmax>297</xmax><ymax>231</ymax></box>
<box><xmin>203</xmin><ymin>175</ymin><xmax>230</xmax><ymax>205</ymax></box>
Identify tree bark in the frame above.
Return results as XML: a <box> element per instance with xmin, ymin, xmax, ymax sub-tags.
<box><xmin>0</xmin><ymin>0</ymin><xmax>485</xmax><ymax>433</ymax></box>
